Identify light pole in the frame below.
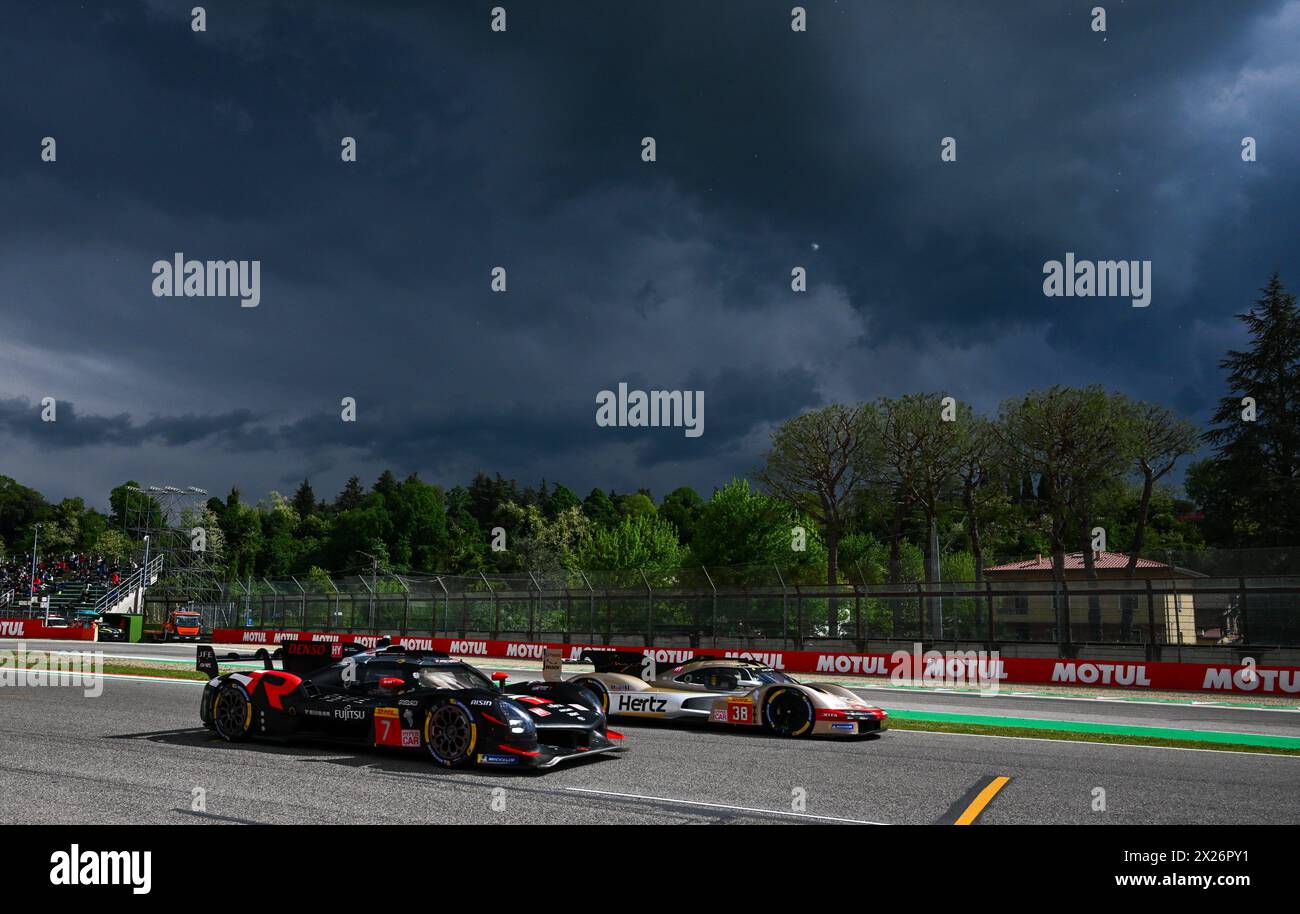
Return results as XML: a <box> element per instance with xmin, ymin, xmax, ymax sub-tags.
<box><xmin>31</xmin><ymin>523</ymin><xmax>42</xmax><ymax>622</ymax></box>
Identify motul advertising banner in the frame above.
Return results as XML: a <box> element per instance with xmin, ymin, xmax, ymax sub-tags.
<box><xmin>0</xmin><ymin>619</ymin><xmax>98</xmax><ymax>641</ymax></box>
<box><xmin>209</xmin><ymin>628</ymin><xmax>1300</xmax><ymax>695</ymax></box>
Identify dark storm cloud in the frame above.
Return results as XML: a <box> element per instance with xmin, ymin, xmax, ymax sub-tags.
<box><xmin>0</xmin><ymin>0</ymin><xmax>1296</xmax><ymax>505</ymax></box>
<box><xmin>0</xmin><ymin>397</ymin><xmax>260</xmax><ymax>449</ymax></box>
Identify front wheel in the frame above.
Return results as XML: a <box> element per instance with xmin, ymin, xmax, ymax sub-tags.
<box><xmin>211</xmin><ymin>683</ymin><xmax>252</xmax><ymax>741</ymax></box>
<box><xmin>763</xmin><ymin>688</ymin><xmax>815</xmax><ymax>738</ymax></box>
<box><xmin>424</xmin><ymin>702</ymin><xmax>477</xmax><ymax>768</ymax></box>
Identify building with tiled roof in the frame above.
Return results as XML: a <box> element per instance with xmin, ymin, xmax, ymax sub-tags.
<box><xmin>982</xmin><ymin>551</ymin><xmax>1205</xmax><ymax>644</ymax></box>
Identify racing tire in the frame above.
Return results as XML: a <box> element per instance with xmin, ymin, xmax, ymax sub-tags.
<box><xmin>572</xmin><ymin>677</ymin><xmax>609</xmax><ymax>714</ymax></box>
<box><xmin>763</xmin><ymin>688</ymin><xmax>815</xmax><ymax>738</ymax></box>
<box><xmin>211</xmin><ymin>683</ymin><xmax>253</xmax><ymax>742</ymax></box>
<box><xmin>423</xmin><ymin>701</ymin><xmax>477</xmax><ymax>768</ymax></box>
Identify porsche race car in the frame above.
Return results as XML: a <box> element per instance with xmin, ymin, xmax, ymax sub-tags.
<box><xmin>197</xmin><ymin>639</ymin><xmax>624</xmax><ymax>769</ymax></box>
<box><xmin>564</xmin><ymin>651</ymin><xmax>887</xmax><ymax>738</ymax></box>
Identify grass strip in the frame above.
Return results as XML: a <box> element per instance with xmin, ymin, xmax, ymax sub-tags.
<box><xmin>886</xmin><ymin>709</ymin><xmax>1300</xmax><ymax>755</ymax></box>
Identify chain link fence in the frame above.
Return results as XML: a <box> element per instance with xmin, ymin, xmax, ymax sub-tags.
<box><xmin>176</xmin><ymin>563</ymin><xmax>1300</xmax><ymax>651</ymax></box>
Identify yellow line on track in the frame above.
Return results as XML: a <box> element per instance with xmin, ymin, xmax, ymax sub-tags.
<box><xmin>954</xmin><ymin>776</ymin><xmax>1011</xmax><ymax>825</ymax></box>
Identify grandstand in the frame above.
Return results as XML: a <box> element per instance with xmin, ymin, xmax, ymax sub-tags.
<box><xmin>0</xmin><ymin>553</ymin><xmax>161</xmax><ymax>623</ymax></box>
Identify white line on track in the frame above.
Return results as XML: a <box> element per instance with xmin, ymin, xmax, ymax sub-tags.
<box><xmin>562</xmin><ymin>786</ymin><xmax>887</xmax><ymax>824</ymax></box>
<box><xmin>844</xmin><ymin>683</ymin><xmax>1300</xmax><ymax>714</ymax></box>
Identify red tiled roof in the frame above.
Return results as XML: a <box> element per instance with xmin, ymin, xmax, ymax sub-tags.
<box><xmin>984</xmin><ymin>551</ymin><xmax>1169</xmax><ymax>573</ymax></box>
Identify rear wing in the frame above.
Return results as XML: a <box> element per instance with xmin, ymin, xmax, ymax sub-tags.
<box><xmin>280</xmin><ymin>640</ymin><xmax>366</xmax><ymax>676</ymax></box>
<box><xmin>580</xmin><ymin>649</ymin><xmax>654</xmax><ymax>677</ymax></box>
<box><xmin>196</xmin><ymin>644</ymin><xmax>279</xmax><ymax>679</ymax></box>
<box><xmin>196</xmin><ymin>641</ymin><xmax>367</xmax><ymax>679</ymax></box>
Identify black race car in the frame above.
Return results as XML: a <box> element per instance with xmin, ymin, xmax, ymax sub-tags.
<box><xmin>197</xmin><ymin>639</ymin><xmax>625</xmax><ymax>769</ymax></box>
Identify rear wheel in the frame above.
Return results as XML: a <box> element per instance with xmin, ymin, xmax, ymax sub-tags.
<box><xmin>763</xmin><ymin>688</ymin><xmax>814</xmax><ymax>738</ymax></box>
<box><xmin>424</xmin><ymin>701</ymin><xmax>477</xmax><ymax>768</ymax></box>
<box><xmin>211</xmin><ymin>683</ymin><xmax>252</xmax><ymax>741</ymax></box>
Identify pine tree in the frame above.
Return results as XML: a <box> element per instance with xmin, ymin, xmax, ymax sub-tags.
<box><xmin>335</xmin><ymin>476</ymin><xmax>365</xmax><ymax>511</ymax></box>
<box><xmin>292</xmin><ymin>479</ymin><xmax>316</xmax><ymax>519</ymax></box>
<box><xmin>1202</xmin><ymin>273</ymin><xmax>1300</xmax><ymax>546</ymax></box>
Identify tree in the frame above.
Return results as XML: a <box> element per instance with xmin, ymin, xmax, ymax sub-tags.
<box><xmin>1126</xmin><ymin>402</ymin><xmax>1198</xmax><ymax>565</ymax></box>
<box><xmin>864</xmin><ymin>398</ymin><xmax>924</xmax><ymax>585</ymax></box>
<box><xmin>999</xmin><ymin>387</ymin><xmax>1134</xmax><ymax>640</ymax></box>
<box><xmin>292</xmin><ymin>479</ymin><xmax>317</xmax><ymax>519</ymax></box>
<box><xmin>545</xmin><ymin>484</ymin><xmax>582</xmax><ymax>518</ymax></box>
<box><xmin>576</xmin><ymin>512</ymin><xmax>685</xmax><ymax>587</ymax></box>
<box><xmin>1202</xmin><ymin>273</ymin><xmax>1300</xmax><ymax>546</ymax></box>
<box><xmin>758</xmin><ymin>403</ymin><xmax>872</xmax><ymax>634</ymax></box>
<box><xmin>497</xmin><ymin>502</ymin><xmax>591</xmax><ymax>574</ymax></box>
<box><xmin>659</xmin><ymin>487</ymin><xmax>704</xmax><ymax>544</ymax></box>
<box><xmin>690</xmin><ymin>479</ymin><xmax>798</xmax><ymax>581</ymax></box>
<box><xmin>955</xmin><ymin>414</ymin><xmax>1003</xmax><ymax>582</ymax></box>
<box><xmin>581</xmin><ymin>488</ymin><xmax>618</xmax><ymax>528</ymax></box>
<box><xmin>334</xmin><ymin>476</ymin><xmax>365</xmax><ymax>512</ymax></box>
<box><xmin>615</xmin><ymin>492</ymin><xmax>657</xmax><ymax>519</ymax></box>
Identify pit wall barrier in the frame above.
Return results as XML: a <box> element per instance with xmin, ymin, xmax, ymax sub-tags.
<box><xmin>0</xmin><ymin>619</ymin><xmax>97</xmax><ymax>641</ymax></box>
<box><xmin>210</xmin><ymin>629</ymin><xmax>1300</xmax><ymax>696</ymax></box>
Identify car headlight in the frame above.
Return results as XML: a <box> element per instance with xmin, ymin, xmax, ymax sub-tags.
<box><xmin>502</xmin><ymin>702</ymin><xmax>535</xmax><ymax>735</ymax></box>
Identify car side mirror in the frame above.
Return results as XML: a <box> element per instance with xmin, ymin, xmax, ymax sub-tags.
<box><xmin>491</xmin><ymin>671</ymin><xmax>509</xmax><ymax>690</ymax></box>
<box><xmin>377</xmin><ymin>676</ymin><xmax>405</xmax><ymax>691</ymax></box>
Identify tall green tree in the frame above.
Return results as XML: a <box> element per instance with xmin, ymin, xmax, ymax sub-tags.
<box><xmin>758</xmin><ymin>403</ymin><xmax>872</xmax><ymax>633</ymax></box>
<box><xmin>292</xmin><ymin>479</ymin><xmax>317</xmax><ymax>519</ymax></box>
<box><xmin>1000</xmin><ymin>386</ymin><xmax>1135</xmax><ymax>639</ymax></box>
<box><xmin>659</xmin><ymin>487</ymin><xmax>704</xmax><ymax>544</ymax></box>
<box><xmin>576</xmin><ymin>512</ymin><xmax>685</xmax><ymax>587</ymax></box>
<box><xmin>1201</xmin><ymin>273</ymin><xmax>1300</xmax><ymax>546</ymax></box>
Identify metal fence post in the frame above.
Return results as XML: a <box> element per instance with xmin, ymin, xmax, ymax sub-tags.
<box><xmin>434</xmin><ymin>575</ymin><xmax>449</xmax><ymax>636</ymax></box>
<box><xmin>1059</xmin><ymin>579</ymin><xmax>1072</xmax><ymax>656</ymax></box>
<box><xmin>480</xmin><ymin>572</ymin><xmax>498</xmax><ymax>639</ymax></box>
<box><xmin>774</xmin><ymin>563</ymin><xmax>788</xmax><ymax>650</ymax></box>
<box><xmin>793</xmin><ymin>585</ymin><xmax>803</xmax><ymax>650</ymax></box>
<box><xmin>854</xmin><ymin>560</ymin><xmax>868</xmax><ymax>648</ymax></box>
<box><xmin>985</xmin><ymin>580</ymin><xmax>995</xmax><ymax>649</ymax></box>
<box><xmin>291</xmin><ymin>576</ymin><xmax>307</xmax><ymax>629</ymax></box>
<box><xmin>701</xmin><ymin>565</ymin><xmax>717</xmax><ymax>648</ymax></box>
<box><xmin>527</xmin><ymin>570</ymin><xmax>542</xmax><ymax>641</ymax></box>
<box><xmin>916</xmin><ymin>581</ymin><xmax>925</xmax><ymax>643</ymax></box>
<box><xmin>640</xmin><ymin>570</ymin><xmax>653</xmax><ymax>646</ymax></box>
<box><xmin>564</xmin><ymin>584</ymin><xmax>572</xmax><ymax>645</ymax></box>
<box><xmin>578</xmin><ymin>569</ymin><xmax>595</xmax><ymax>642</ymax></box>
<box><xmin>1238</xmin><ymin>576</ymin><xmax>1251</xmax><ymax>645</ymax></box>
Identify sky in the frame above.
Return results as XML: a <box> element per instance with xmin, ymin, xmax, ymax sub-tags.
<box><xmin>1</xmin><ymin>0</ymin><xmax>1297</xmax><ymax>511</ymax></box>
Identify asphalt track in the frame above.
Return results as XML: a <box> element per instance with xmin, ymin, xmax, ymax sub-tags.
<box><xmin>2</xmin><ymin>641</ymin><xmax>1299</xmax><ymax>824</ymax></box>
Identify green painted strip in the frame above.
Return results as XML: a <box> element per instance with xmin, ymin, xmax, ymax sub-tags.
<box><xmin>885</xmin><ymin>709</ymin><xmax>1300</xmax><ymax>749</ymax></box>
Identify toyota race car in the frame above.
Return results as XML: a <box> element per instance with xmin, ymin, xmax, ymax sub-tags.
<box><xmin>197</xmin><ymin>639</ymin><xmax>625</xmax><ymax>769</ymax></box>
<box><xmin>565</xmin><ymin>652</ymin><xmax>887</xmax><ymax>738</ymax></box>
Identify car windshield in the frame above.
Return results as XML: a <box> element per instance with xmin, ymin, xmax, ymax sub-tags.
<box><xmin>415</xmin><ymin>664</ymin><xmax>495</xmax><ymax>690</ymax></box>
